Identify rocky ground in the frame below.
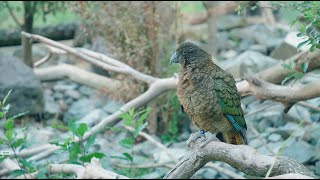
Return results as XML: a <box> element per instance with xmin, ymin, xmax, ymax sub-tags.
<box><xmin>0</xmin><ymin>15</ymin><xmax>320</xmax><ymax>179</ymax></box>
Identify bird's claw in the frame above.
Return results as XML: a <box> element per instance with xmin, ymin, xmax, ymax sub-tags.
<box><xmin>186</xmin><ymin>130</ymin><xmax>207</xmax><ymax>148</ymax></box>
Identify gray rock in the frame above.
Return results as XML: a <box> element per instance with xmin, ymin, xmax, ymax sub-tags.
<box><xmin>282</xmin><ymin>140</ymin><xmax>315</xmax><ymax>163</ymax></box>
<box><xmin>78</xmin><ymin>109</ymin><xmax>108</xmax><ymax>127</ymax></box>
<box><xmin>287</xmin><ymin>105</ymin><xmax>311</xmax><ymax>124</ymax></box>
<box><xmin>53</xmin><ymin>92</ymin><xmax>64</xmax><ymax>100</ymax></box>
<box><xmin>219</xmin><ymin>51</ymin><xmax>279</xmax><ymax>78</ymax></box>
<box><xmin>65</xmin><ymin>89</ymin><xmax>81</xmax><ymax>99</ymax></box>
<box><xmin>270</xmin><ymin>42</ymin><xmax>297</xmax><ymax>60</ymax></box>
<box><xmin>271</xmin><ymin>31</ymin><xmax>310</xmax><ymax>60</ymax></box>
<box><xmin>43</xmin><ymin>90</ymin><xmax>60</xmax><ymax>115</ymax></box>
<box><xmin>53</xmin><ymin>82</ymin><xmax>78</xmax><ymax>92</ymax></box>
<box><xmin>274</xmin><ymin>122</ymin><xmax>305</xmax><ymax>138</ymax></box>
<box><xmin>0</xmin><ymin>54</ymin><xmax>43</xmax><ymax>116</ymax></box>
<box><xmin>300</xmin><ymin>69</ymin><xmax>320</xmax><ymax>85</ymax></box>
<box><xmin>78</xmin><ymin>85</ymin><xmax>93</xmax><ymax>96</ymax></box>
<box><xmin>249</xmin><ymin>138</ymin><xmax>263</xmax><ymax>148</ymax></box>
<box><xmin>102</xmin><ymin>100</ymin><xmax>123</xmax><ymax>114</ymax></box>
<box><xmin>154</xmin><ymin>148</ymin><xmax>187</xmax><ymax>164</ymax></box>
<box><xmin>216</xmin><ymin>32</ymin><xmax>237</xmax><ymax>51</ymax></box>
<box><xmin>315</xmin><ymin>161</ymin><xmax>320</xmax><ymax>175</ymax></box>
<box><xmin>268</xmin><ymin>133</ymin><xmax>282</xmax><ymax>142</ymax></box>
<box><xmin>13</xmin><ymin>45</ymin><xmax>48</xmax><ymax>61</ymax></box>
<box><xmin>219</xmin><ymin>50</ymin><xmax>238</xmax><ymax>60</ymax></box>
<box><xmin>64</xmin><ymin>98</ymin><xmax>96</xmax><ymax>121</ymax></box>
<box><xmin>229</xmin><ymin>24</ymin><xmax>285</xmax><ymax>49</ymax></box>
<box><xmin>310</xmin><ymin>124</ymin><xmax>320</xmax><ymax>142</ymax></box>
<box><xmin>216</xmin><ymin>15</ymin><xmax>246</xmax><ymax>30</ymax></box>
<box><xmin>249</xmin><ymin>44</ymin><xmax>268</xmax><ymax>54</ymax></box>
<box><xmin>195</xmin><ymin>168</ymin><xmax>218</xmax><ymax>179</ymax></box>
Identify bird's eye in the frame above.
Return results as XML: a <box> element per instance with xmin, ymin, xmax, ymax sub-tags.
<box><xmin>183</xmin><ymin>51</ymin><xmax>187</xmax><ymax>55</ymax></box>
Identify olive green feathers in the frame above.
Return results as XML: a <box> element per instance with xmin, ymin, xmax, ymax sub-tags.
<box><xmin>171</xmin><ymin>42</ymin><xmax>247</xmax><ymax>145</ymax></box>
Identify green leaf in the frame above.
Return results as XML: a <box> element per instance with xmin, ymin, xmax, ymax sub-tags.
<box><xmin>0</xmin><ymin>112</ymin><xmax>3</xmax><ymax>118</ymax></box>
<box><xmin>0</xmin><ymin>138</ymin><xmax>5</xmax><ymax>144</ymax></box>
<box><xmin>291</xmin><ymin>19</ymin><xmax>298</xmax><ymax>28</ymax></box>
<box><xmin>119</xmin><ymin>138</ymin><xmax>134</xmax><ymax>149</ymax></box>
<box><xmin>85</xmin><ymin>134</ymin><xmax>96</xmax><ymax>150</ymax></box>
<box><xmin>68</xmin><ymin>120</ymin><xmax>78</xmax><ymax>136</ymax></box>
<box><xmin>294</xmin><ymin>72</ymin><xmax>304</xmax><ymax>79</ymax></box>
<box><xmin>106</xmin><ymin>126</ymin><xmax>123</xmax><ymax>133</ymax></box>
<box><xmin>3</xmin><ymin>104</ymin><xmax>10</xmax><ymax>113</ymax></box>
<box><xmin>301</xmin><ymin>61</ymin><xmax>309</xmax><ymax>73</ymax></box>
<box><xmin>281</xmin><ymin>72</ymin><xmax>295</xmax><ymax>85</ymax></box>
<box><xmin>122</xmin><ymin>152</ymin><xmax>133</xmax><ymax>162</ymax></box>
<box><xmin>289</xmin><ymin>61</ymin><xmax>294</xmax><ymax>69</ymax></box>
<box><xmin>77</xmin><ymin>123</ymin><xmax>88</xmax><ymax>137</ymax></box>
<box><xmin>10</xmin><ymin>111</ymin><xmax>29</xmax><ymax>119</ymax></box>
<box><xmin>79</xmin><ymin>152</ymin><xmax>105</xmax><ymax>163</ymax></box>
<box><xmin>4</xmin><ymin>118</ymin><xmax>14</xmax><ymax>130</ymax></box>
<box><xmin>69</xmin><ymin>142</ymin><xmax>81</xmax><ymax>162</ymax></box>
<box><xmin>310</xmin><ymin>44</ymin><xmax>317</xmax><ymax>52</ymax></box>
<box><xmin>5</xmin><ymin>130</ymin><xmax>13</xmax><ymax>141</ymax></box>
<box><xmin>306</xmin><ymin>22</ymin><xmax>313</xmax><ymax>30</ymax></box>
<box><xmin>281</xmin><ymin>63</ymin><xmax>292</xmax><ymax>70</ymax></box>
<box><xmin>9</xmin><ymin>169</ymin><xmax>27</xmax><ymax>178</ymax></box>
<box><xmin>128</xmin><ymin>108</ymin><xmax>135</xmax><ymax>117</ymax></box>
<box><xmin>296</xmin><ymin>32</ymin><xmax>304</xmax><ymax>37</ymax></box>
<box><xmin>133</xmin><ymin>122</ymin><xmax>148</xmax><ymax>139</ymax></box>
<box><xmin>250</xmin><ymin>5</ymin><xmax>257</xmax><ymax>10</ymax></box>
<box><xmin>12</xmin><ymin>138</ymin><xmax>25</xmax><ymax>148</ymax></box>
<box><xmin>19</xmin><ymin>158</ymin><xmax>35</xmax><ymax>172</ymax></box>
<box><xmin>2</xmin><ymin>89</ymin><xmax>12</xmax><ymax>105</ymax></box>
<box><xmin>297</xmin><ymin>40</ymin><xmax>309</xmax><ymax>50</ymax></box>
<box><xmin>0</xmin><ymin>155</ymin><xmax>9</xmax><ymax>162</ymax></box>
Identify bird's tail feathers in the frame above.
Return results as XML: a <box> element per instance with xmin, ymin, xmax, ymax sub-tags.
<box><xmin>216</xmin><ymin>131</ymin><xmax>247</xmax><ymax>145</ymax></box>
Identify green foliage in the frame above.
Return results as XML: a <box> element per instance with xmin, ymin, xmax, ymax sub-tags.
<box><xmin>281</xmin><ymin>60</ymin><xmax>309</xmax><ymax>85</ymax></box>
<box><xmin>160</xmin><ymin>92</ymin><xmax>188</xmax><ymax>143</ymax></box>
<box><xmin>51</xmin><ymin>120</ymin><xmax>105</xmax><ymax>165</ymax></box>
<box><xmin>109</xmin><ymin>107</ymin><xmax>151</xmax><ymax>178</ymax></box>
<box><xmin>0</xmin><ymin>1</ymin><xmax>78</xmax><ymax>29</ymax></box>
<box><xmin>237</xmin><ymin>1</ymin><xmax>320</xmax><ymax>52</ymax></box>
<box><xmin>0</xmin><ymin>90</ymin><xmax>33</xmax><ymax>178</ymax></box>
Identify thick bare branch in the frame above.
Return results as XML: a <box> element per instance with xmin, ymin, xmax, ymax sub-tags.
<box><xmin>21</xmin><ymin>31</ymin><xmax>158</xmax><ymax>84</ymax></box>
<box><xmin>240</xmin><ymin>76</ymin><xmax>320</xmax><ymax>104</ymax></box>
<box><xmin>164</xmin><ymin>141</ymin><xmax>316</xmax><ymax>179</ymax></box>
<box><xmin>34</xmin><ymin>63</ymin><xmax>122</xmax><ymax>91</ymax></box>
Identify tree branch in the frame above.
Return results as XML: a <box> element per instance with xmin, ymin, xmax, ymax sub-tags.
<box><xmin>164</xmin><ymin>141</ymin><xmax>316</xmax><ymax>179</ymax></box>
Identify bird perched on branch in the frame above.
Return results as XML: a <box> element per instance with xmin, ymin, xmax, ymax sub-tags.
<box><xmin>170</xmin><ymin>42</ymin><xmax>247</xmax><ymax>145</ymax></box>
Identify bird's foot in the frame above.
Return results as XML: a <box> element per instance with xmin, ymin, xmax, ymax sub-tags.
<box><xmin>199</xmin><ymin>135</ymin><xmax>221</xmax><ymax>148</ymax></box>
<box><xmin>186</xmin><ymin>130</ymin><xmax>207</xmax><ymax>148</ymax></box>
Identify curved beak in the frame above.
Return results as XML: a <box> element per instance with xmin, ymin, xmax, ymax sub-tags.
<box><xmin>170</xmin><ymin>52</ymin><xmax>179</xmax><ymax>65</ymax></box>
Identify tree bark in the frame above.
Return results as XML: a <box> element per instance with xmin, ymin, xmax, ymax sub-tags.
<box><xmin>22</xmin><ymin>1</ymin><xmax>35</xmax><ymax>68</ymax></box>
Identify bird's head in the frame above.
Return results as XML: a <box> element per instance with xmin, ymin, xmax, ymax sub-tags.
<box><xmin>170</xmin><ymin>42</ymin><xmax>212</xmax><ymax>68</ymax></box>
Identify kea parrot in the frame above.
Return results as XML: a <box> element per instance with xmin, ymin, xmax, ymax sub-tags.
<box><xmin>170</xmin><ymin>42</ymin><xmax>247</xmax><ymax>145</ymax></box>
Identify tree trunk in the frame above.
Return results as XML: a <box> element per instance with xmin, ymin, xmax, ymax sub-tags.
<box><xmin>22</xmin><ymin>1</ymin><xmax>35</xmax><ymax>68</ymax></box>
<box><xmin>203</xmin><ymin>1</ymin><xmax>219</xmax><ymax>56</ymax></box>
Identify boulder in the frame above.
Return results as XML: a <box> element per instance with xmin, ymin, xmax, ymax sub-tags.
<box><xmin>270</xmin><ymin>31</ymin><xmax>310</xmax><ymax>60</ymax></box>
<box><xmin>0</xmin><ymin>54</ymin><xmax>43</xmax><ymax>116</ymax></box>
<box><xmin>229</xmin><ymin>24</ymin><xmax>285</xmax><ymax>50</ymax></box>
<box><xmin>219</xmin><ymin>51</ymin><xmax>279</xmax><ymax>78</ymax></box>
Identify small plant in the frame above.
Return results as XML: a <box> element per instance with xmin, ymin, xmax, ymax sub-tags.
<box><xmin>0</xmin><ymin>90</ymin><xmax>34</xmax><ymax>178</ymax></box>
<box><xmin>281</xmin><ymin>60</ymin><xmax>309</xmax><ymax>85</ymax></box>
<box><xmin>50</xmin><ymin>120</ymin><xmax>105</xmax><ymax>165</ymax></box>
<box><xmin>109</xmin><ymin>107</ymin><xmax>150</xmax><ymax>178</ymax></box>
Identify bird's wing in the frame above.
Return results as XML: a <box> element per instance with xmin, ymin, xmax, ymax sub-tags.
<box><xmin>212</xmin><ymin>72</ymin><xmax>247</xmax><ymax>139</ymax></box>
